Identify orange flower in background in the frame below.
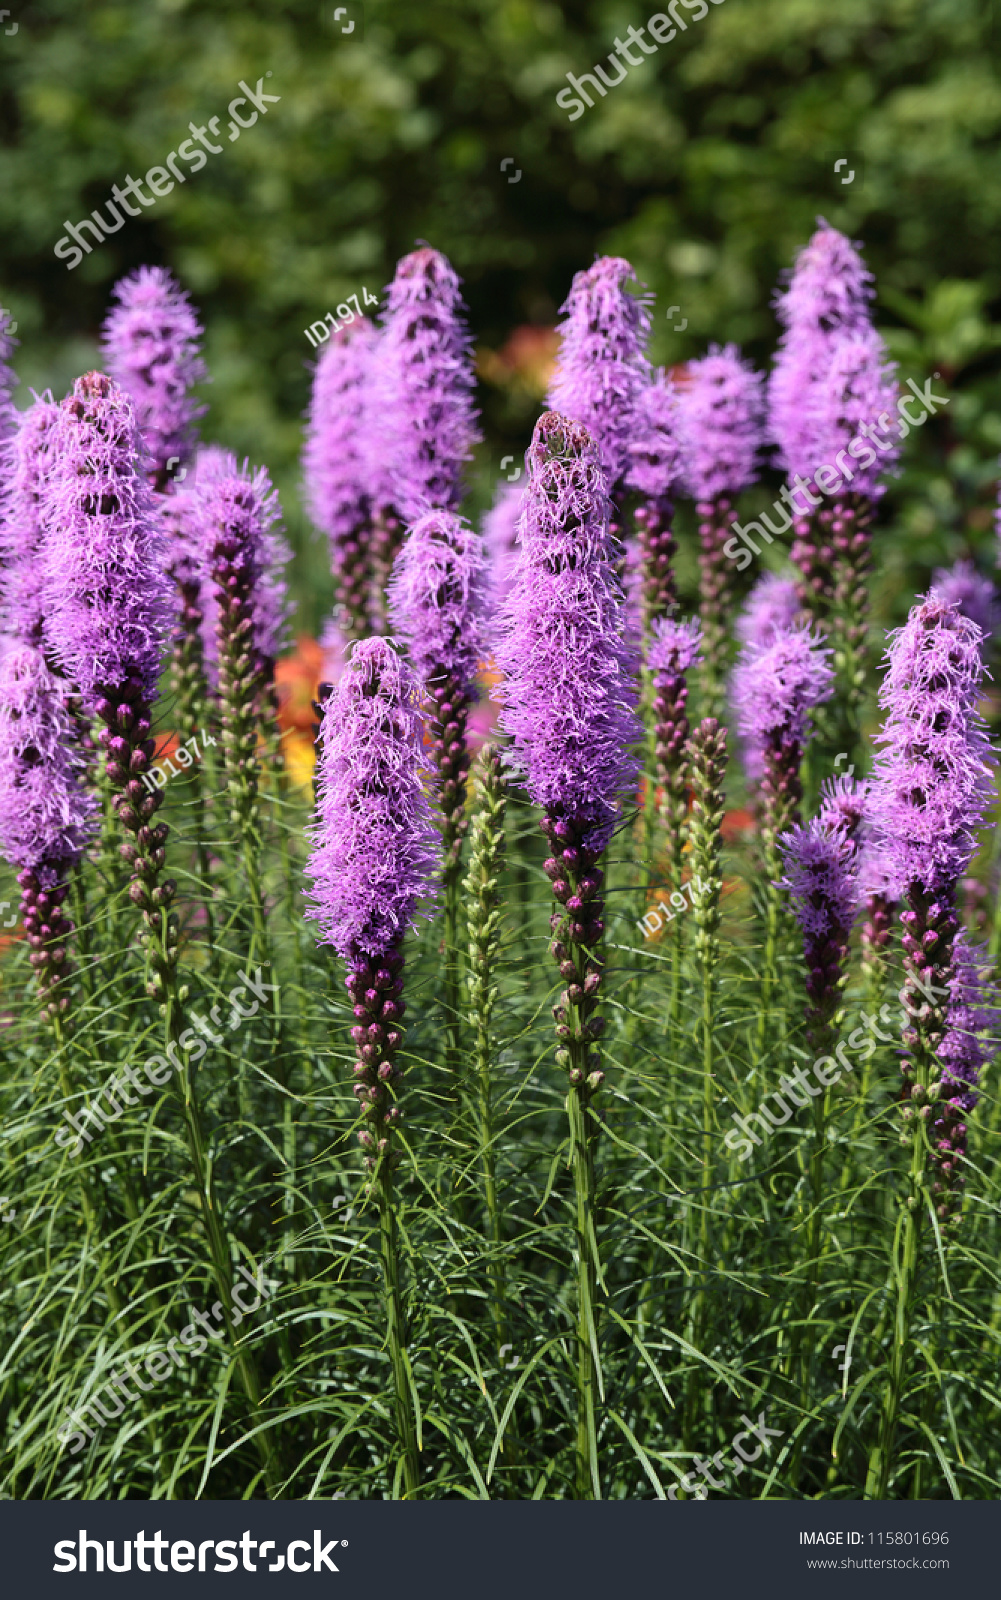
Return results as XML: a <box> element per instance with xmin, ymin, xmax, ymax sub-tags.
<box><xmin>275</xmin><ymin>635</ymin><xmax>326</xmax><ymax>788</ymax></box>
<box><xmin>477</xmin><ymin>325</ymin><xmax>560</xmax><ymax>400</ymax></box>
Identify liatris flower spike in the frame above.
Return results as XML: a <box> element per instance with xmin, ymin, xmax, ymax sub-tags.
<box><xmin>0</xmin><ymin>646</ymin><xmax>97</xmax><ymax>1016</ymax></box>
<box><xmin>931</xmin><ymin>558</ymin><xmax>1000</xmax><ymax>645</ymax></box>
<box><xmin>0</xmin><ymin>395</ymin><xmax>60</xmax><ymax>650</ymax></box>
<box><xmin>734</xmin><ymin>572</ymin><xmax>801</xmax><ymax>649</ymax></box>
<box><xmin>730</xmin><ymin>621</ymin><xmax>835</xmax><ymax>844</ymax></box>
<box><xmin>779</xmin><ymin>814</ymin><xmax>861</xmax><ymax>1043</ymax></box>
<box><xmin>101</xmin><ymin>266</ymin><xmax>207</xmax><ymax>491</ymax></box>
<box><xmin>303</xmin><ymin>319</ymin><xmax>379</xmax><ymax>641</ymax></box>
<box><xmin>627</xmin><ymin>368</ymin><xmax>681</xmax><ymax>635</ymax></box>
<box><xmin>675</xmin><ymin>343</ymin><xmax>765</xmax><ymax>715</ymax></box>
<box><xmin>482</xmin><ymin>477</ymin><xmax>524</xmax><ymax>623</ymax></box>
<box><xmin>931</xmin><ymin>932</ymin><xmax>998</xmax><ymax>1218</ymax></box>
<box><xmin>547</xmin><ymin>254</ymin><xmax>653</xmax><ymax>502</ymax></box>
<box><xmin>647</xmin><ymin>615</ymin><xmax>702</xmax><ymax>889</ymax></box>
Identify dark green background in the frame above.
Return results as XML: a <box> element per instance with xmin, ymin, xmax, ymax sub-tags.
<box><xmin>1</xmin><ymin>0</ymin><xmax>999</xmax><ymax>633</ymax></box>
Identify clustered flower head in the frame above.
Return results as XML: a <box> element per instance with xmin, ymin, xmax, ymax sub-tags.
<box><xmin>376</xmin><ymin>246</ymin><xmax>480</xmax><ymax>523</ymax></box>
<box><xmin>39</xmin><ymin>371</ymin><xmax>173</xmax><ymax>707</ymax></box>
<box><xmin>779</xmin><ymin>810</ymin><xmax>861</xmax><ymax>1031</ymax></box>
<box><xmin>305</xmin><ymin>637</ymin><xmax>441</xmax><ymax>960</ymax></box>
<box><xmin>731</xmin><ymin>621</ymin><xmax>835</xmax><ymax>767</ymax></box>
<box><xmin>388</xmin><ymin>508</ymin><xmax>486</xmax><ymax>698</ymax></box>
<box><xmin>931</xmin><ymin>558</ymin><xmax>999</xmax><ymax>645</ymax></box>
<box><xmin>818</xmin><ymin>772</ymin><xmax>868</xmax><ymax>843</ymax></box>
<box><xmin>929</xmin><ymin>932</ymin><xmax>999</xmax><ymax>1214</ymax></box>
<box><xmin>626</xmin><ymin>368</ymin><xmax>681</xmax><ymax>502</ymax></box>
<box><xmin>494</xmin><ymin>411</ymin><xmax>641</xmax><ymax>854</ymax></box>
<box><xmin>805</xmin><ymin>322</ymin><xmax>900</xmax><ymax>498</ymax></box>
<box><xmin>0</xmin><ymin>645</ymin><xmax>97</xmax><ymax>876</ymax></box>
<box><xmin>547</xmin><ymin>254</ymin><xmax>653</xmax><ymax>495</ymax></box>
<box><xmin>774</xmin><ymin>219</ymin><xmax>874</xmax><ymax>342</ymax></box>
<box><xmin>676</xmin><ymin>343</ymin><xmax>765</xmax><ymax>503</ymax></box>
<box><xmin>302</xmin><ymin>319</ymin><xmax>378</xmax><ymax>638</ymax></box>
<box><xmin>191</xmin><ymin>449</ymin><xmax>291</xmax><ymax>681</ymax></box>
<box><xmin>0</xmin><ymin>395</ymin><xmax>60</xmax><ymax>649</ymax></box>
<box><xmin>734</xmin><ymin>572</ymin><xmax>801</xmax><ymax>649</ymax></box>
<box><xmin>868</xmin><ymin>594</ymin><xmax>994</xmax><ymax>898</ymax></box>
<box><xmin>101</xmin><ymin>266</ymin><xmax>207</xmax><ymax>484</ymax></box>
<box><xmin>647</xmin><ymin>615</ymin><xmax>703</xmax><ymax>686</ymax></box>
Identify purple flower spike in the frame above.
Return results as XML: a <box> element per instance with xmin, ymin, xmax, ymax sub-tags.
<box><xmin>647</xmin><ymin>616</ymin><xmax>703</xmax><ymax>885</ymax></box>
<box><xmin>482</xmin><ymin>477</ymin><xmax>524</xmax><ymax>622</ymax></box>
<box><xmin>303</xmin><ymin>319</ymin><xmax>379</xmax><ymax>641</ymax></box>
<box><xmin>495</xmin><ymin>411</ymin><xmax>641</xmax><ymax>855</ymax></box>
<box><xmin>628</xmin><ymin>369</ymin><xmax>681</xmax><ymax>633</ymax></box>
<box><xmin>868</xmin><ymin>594</ymin><xmax>993</xmax><ymax>898</ymax></box>
<box><xmin>931</xmin><ymin>558</ymin><xmax>999</xmax><ymax>644</ymax></box>
<box><xmin>676</xmin><ymin>343</ymin><xmax>765</xmax><ymax>504</ymax></box>
<box><xmin>676</xmin><ymin>344</ymin><xmax>765</xmax><ymax>714</ymax></box>
<box><xmin>731</xmin><ymin>622</ymin><xmax>834</xmax><ymax>838</ymax></box>
<box><xmin>817</xmin><ymin>772</ymin><xmax>868</xmax><ymax>843</ymax></box>
<box><xmin>735</xmin><ymin>572</ymin><xmax>801</xmax><ymax>649</ymax></box>
<box><xmin>930</xmin><ymin>932</ymin><xmax>998</xmax><ymax>1216</ymax></box>
<box><xmin>388</xmin><ymin>509</ymin><xmax>487</xmax><ymax>878</ymax></box>
<box><xmin>547</xmin><ymin>254</ymin><xmax>653</xmax><ymax>498</ymax></box>
<box><xmin>0</xmin><ymin>645</ymin><xmax>97</xmax><ymax>875</ymax></box>
<box><xmin>0</xmin><ymin>395</ymin><xmax>60</xmax><ymax>650</ymax></box>
<box><xmin>647</xmin><ymin>615</ymin><xmax>703</xmax><ymax>684</ymax></box>
<box><xmin>779</xmin><ymin>815</ymin><xmax>860</xmax><ymax>1039</ymax></box>
<box><xmin>773</xmin><ymin>219</ymin><xmax>875</xmax><ymax>343</ymax></box>
<box><xmin>305</xmin><ymin>636</ymin><xmax>441</xmax><ymax>961</ymax></box>
<box><xmin>377</xmin><ymin>246</ymin><xmax>480</xmax><ymax>525</ymax></box>
<box><xmin>40</xmin><ymin>372</ymin><xmax>173</xmax><ymax>708</ymax></box>
<box><xmin>0</xmin><ymin>646</ymin><xmax>96</xmax><ymax>1015</ymax></box>
<box><xmin>101</xmin><ymin>266</ymin><xmax>207</xmax><ymax>490</ymax></box>
<box><xmin>192</xmin><ymin>449</ymin><xmax>291</xmax><ymax>686</ymax></box>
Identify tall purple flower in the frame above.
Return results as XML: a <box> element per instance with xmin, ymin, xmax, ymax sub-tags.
<box><xmin>734</xmin><ymin>572</ymin><xmax>801</xmax><ymax>650</ymax></box>
<box><xmin>546</xmin><ymin>254</ymin><xmax>653</xmax><ymax>502</ymax></box>
<box><xmin>931</xmin><ymin>558</ymin><xmax>999</xmax><ymax>644</ymax></box>
<box><xmin>0</xmin><ymin>395</ymin><xmax>60</xmax><ymax>650</ymax></box>
<box><xmin>779</xmin><ymin>806</ymin><xmax>861</xmax><ymax>1042</ymax></box>
<box><xmin>388</xmin><ymin>508</ymin><xmax>486</xmax><ymax>882</ymax></box>
<box><xmin>627</xmin><ymin>368</ymin><xmax>681</xmax><ymax>635</ymax></box>
<box><xmin>930</xmin><ymin>932</ymin><xmax>998</xmax><ymax>1215</ymax></box>
<box><xmin>675</xmin><ymin>344</ymin><xmax>765</xmax><ymax>714</ymax></box>
<box><xmin>730</xmin><ymin>622</ymin><xmax>834</xmax><ymax>841</ymax></box>
<box><xmin>373</xmin><ymin>247</ymin><xmax>480</xmax><ymax>626</ymax></box>
<box><xmin>495</xmin><ymin>410</ymin><xmax>640</xmax><ymax>1090</ymax></box>
<box><xmin>190</xmin><ymin>454</ymin><xmax>290</xmax><ymax>883</ymax></box>
<box><xmin>647</xmin><ymin>616</ymin><xmax>702</xmax><ymax>889</ymax></box>
<box><xmin>302</xmin><ymin>319</ymin><xmax>379</xmax><ymax>641</ymax></box>
<box><xmin>305</xmin><ymin>637</ymin><xmax>440</xmax><ymax>1148</ymax></box>
<box><xmin>482</xmin><ymin>477</ymin><xmax>524</xmax><ymax>624</ymax></box>
<box><xmin>868</xmin><ymin>595</ymin><xmax>994</xmax><ymax>1136</ymax></box>
<box><xmin>39</xmin><ymin>372</ymin><xmax>176</xmax><ymax>995</ymax></box>
<box><xmin>0</xmin><ymin>647</ymin><xmax>97</xmax><ymax>1014</ymax></box>
<box><xmin>101</xmin><ymin>266</ymin><xmax>207</xmax><ymax>491</ymax></box>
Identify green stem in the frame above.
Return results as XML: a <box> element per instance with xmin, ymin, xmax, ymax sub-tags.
<box><xmin>377</xmin><ymin>1159</ymin><xmax>419</xmax><ymax>1497</ymax></box>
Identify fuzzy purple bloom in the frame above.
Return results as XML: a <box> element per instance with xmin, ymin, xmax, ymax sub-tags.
<box><xmin>818</xmin><ymin>772</ymin><xmax>868</xmax><ymax>843</ymax></box>
<box><xmin>931</xmin><ymin>558</ymin><xmax>999</xmax><ymax>644</ymax></box>
<box><xmin>626</xmin><ymin>368</ymin><xmax>682</xmax><ymax>503</ymax></box>
<box><xmin>547</xmin><ymin>255</ymin><xmax>653</xmax><ymax>497</ymax></box>
<box><xmin>774</xmin><ymin>219</ymin><xmax>875</xmax><ymax>343</ymax></box>
<box><xmin>779</xmin><ymin>814</ymin><xmax>859</xmax><ymax>961</ymax></box>
<box><xmin>376</xmin><ymin>247</ymin><xmax>480</xmax><ymax>524</ymax></box>
<box><xmin>388</xmin><ymin>509</ymin><xmax>486</xmax><ymax>698</ymax></box>
<box><xmin>676</xmin><ymin>343</ymin><xmax>765</xmax><ymax>503</ymax></box>
<box><xmin>305</xmin><ymin>637</ymin><xmax>441</xmax><ymax>960</ymax></box>
<box><xmin>0</xmin><ymin>645</ymin><xmax>97</xmax><ymax>875</ymax></box>
<box><xmin>0</xmin><ymin>394</ymin><xmax>60</xmax><ymax>650</ymax></box>
<box><xmin>734</xmin><ymin>573</ymin><xmax>801</xmax><ymax>650</ymax></box>
<box><xmin>101</xmin><ymin>266</ymin><xmax>207</xmax><ymax>486</ymax></box>
<box><xmin>803</xmin><ymin>324</ymin><xmax>899</xmax><ymax>498</ymax></box>
<box><xmin>936</xmin><ymin>931</ymin><xmax>997</xmax><ymax>1114</ymax></box>
<box><xmin>303</xmin><ymin>319</ymin><xmax>379</xmax><ymax>639</ymax></box>
<box><xmin>482</xmin><ymin>477</ymin><xmax>524</xmax><ymax>622</ymax></box>
<box><xmin>494</xmin><ymin>412</ymin><xmax>641</xmax><ymax>854</ymax></box>
<box><xmin>868</xmin><ymin>594</ymin><xmax>994</xmax><ymax>898</ymax></box>
<box><xmin>39</xmin><ymin>372</ymin><xmax>173</xmax><ymax>706</ymax></box>
<box><xmin>191</xmin><ymin>450</ymin><xmax>291</xmax><ymax>681</ymax></box>
<box><xmin>731</xmin><ymin>622</ymin><xmax>835</xmax><ymax>771</ymax></box>
<box><xmin>647</xmin><ymin>615</ymin><xmax>703</xmax><ymax>684</ymax></box>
